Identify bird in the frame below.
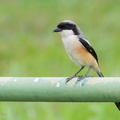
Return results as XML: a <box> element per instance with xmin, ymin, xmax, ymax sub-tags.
<box><xmin>53</xmin><ymin>20</ymin><xmax>120</xmax><ymax>110</ymax></box>
<box><xmin>53</xmin><ymin>20</ymin><xmax>103</xmax><ymax>81</ymax></box>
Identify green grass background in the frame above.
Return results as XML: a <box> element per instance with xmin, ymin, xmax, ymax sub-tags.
<box><xmin>0</xmin><ymin>0</ymin><xmax>120</xmax><ymax>119</ymax></box>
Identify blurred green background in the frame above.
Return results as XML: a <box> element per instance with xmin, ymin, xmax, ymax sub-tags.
<box><xmin>0</xmin><ymin>0</ymin><xmax>120</xmax><ymax>119</ymax></box>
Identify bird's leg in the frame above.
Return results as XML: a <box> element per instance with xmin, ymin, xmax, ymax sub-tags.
<box><xmin>65</xmin><ymin>66</ymin><xmax>85</xmax><ymax>84</ymax></box>
<box><xmin>84</xmin><ymin>66</ymin><xmax>92</xmax><ymax>77</ymax></box>
<box><xmin>76</xmin><ymin>66</ymin><xmax>92</xmax><ymax>82</ymax></box>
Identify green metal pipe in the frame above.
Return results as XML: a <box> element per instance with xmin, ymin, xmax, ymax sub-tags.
<box><xmin>0</xmin><ymin>77</ymin><xmax>120</xmax><ymax>102</ymax></box>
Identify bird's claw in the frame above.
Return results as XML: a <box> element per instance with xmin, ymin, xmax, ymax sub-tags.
<box><xmin>65</xmin><ymin>77</ymin><xmax>75</xmax><ymax>84</ymax></box>
<box><xmin>65</xmin><ymin>75</ymin><xmax>93</xmax><ymax>85</ymax></box>
<box><xmin>74</xmin><ymin>76</ymin><xmax>84</xmax><ymax>86</ymax></box>
<box><xmin>74</xmin><ymin>75</ymin><xmax>93</xmax><ymax>86</ymax></box>
<box><xmin>65</xmin><ymin>76</ymin><xmax>83</xmax><ymax>85</ymax></box>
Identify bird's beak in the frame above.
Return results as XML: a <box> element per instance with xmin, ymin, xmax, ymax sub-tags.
<box><xmin>53</xmin><ymin>28</ymin><xmax>62</xmax><ymax>32</ymax></box>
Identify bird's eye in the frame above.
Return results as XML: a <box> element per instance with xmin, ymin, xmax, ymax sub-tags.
<box><xmin>62</xmin><ymin>25</ymin><xmax>67</xmax><ymax>29</ymax></box>
<box><xmin>65</xmin><ymin>25</ymin><xmax>68</xmax><ymax>28</ymax></box>
<box><xmin>63</xmin><ymin>24</ymin><xmax>69</xmax><ymax>29</ymax></box>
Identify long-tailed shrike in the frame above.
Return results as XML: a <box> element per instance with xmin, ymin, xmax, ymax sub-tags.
<box><xmin>53</xmin><ymin>20</ymin><xmax>120</xmax><ymax>110</ymax></box>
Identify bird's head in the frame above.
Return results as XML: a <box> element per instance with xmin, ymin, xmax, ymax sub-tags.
<box><xmin>53</xmin><ymin>20</ymin><xmax>80</xmax><ymax>38</ymax></box>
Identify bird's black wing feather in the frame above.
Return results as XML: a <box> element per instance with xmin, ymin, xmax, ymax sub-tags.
<box><xmin>79</xmin><ymin>38</ymin><xmax>98</xmax><ymax>63</ymax></box>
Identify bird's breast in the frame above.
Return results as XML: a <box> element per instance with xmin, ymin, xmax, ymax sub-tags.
<box><xmin>62</xmin><ymin>35</ymin><xmax>85</xmax><ymax>66</ymax></box>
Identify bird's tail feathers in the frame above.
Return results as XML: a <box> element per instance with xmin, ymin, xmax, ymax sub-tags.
<box><xmin>97</xmin><ymin>72</ymin><xmax>120</xmax><ymax>110</ymax></box>
<box><xmin>115</xmin><ymin>102</ymin><xmax>120</xmax><ymax>111</ymax></box>
<box><xmin>97</xmin><ymin>72</ymin><xmax>104</xmax><ymax>77</ymax></box>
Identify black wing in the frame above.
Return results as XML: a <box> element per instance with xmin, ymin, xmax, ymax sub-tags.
<box><xmin>79</xmin><ymin>38</ymin><xmax>98</xmax><ymax>63</ymax></box>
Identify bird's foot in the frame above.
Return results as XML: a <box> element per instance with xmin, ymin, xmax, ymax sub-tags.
<box><xmin>74</xmin><ymin>75</ymin><xmax>93</xmax><ymax>86</ymax></box>
<box><xmin>65</xmin><ymin>75</ymin><xmax>83</xmax><ymax>85</ymax></box>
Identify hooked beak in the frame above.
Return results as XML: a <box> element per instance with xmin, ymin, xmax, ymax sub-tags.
<box><xmin>53</xmin><ymin>28</ymin><xmax>62</xmax><ymax>32</ymax></box>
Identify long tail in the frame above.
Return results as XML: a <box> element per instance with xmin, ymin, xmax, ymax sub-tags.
<box><xmin>97</xmin><ymin>71</ymin><xmax>120</xmax><ymax>111</ymax></box>
<box><xmin>97</xmin><ymin>72</ymin><xmax>104</xmax><ymax>77</ymax></box>
<box><xmin>115</xmin><ymin>103</ymin><xmax>120</xmax><ymax>110</ymax></box>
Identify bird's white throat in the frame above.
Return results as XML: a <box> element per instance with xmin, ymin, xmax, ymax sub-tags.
<box><xmin>60</xmin><ymin>30</ymin><xmax>74</xmax><ymax>38</ymax></box>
